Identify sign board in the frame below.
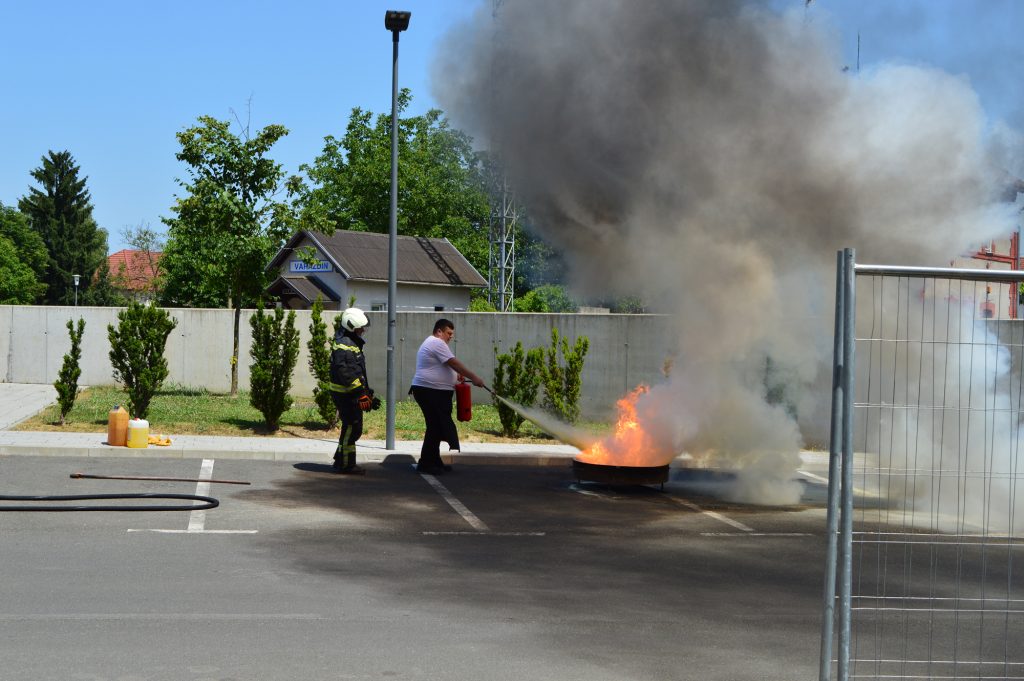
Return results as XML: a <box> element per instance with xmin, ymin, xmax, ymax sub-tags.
<box><xmin>289</xmin><ymin>259</ymin><xmax>332</xmax><ymax>273</ymax></box>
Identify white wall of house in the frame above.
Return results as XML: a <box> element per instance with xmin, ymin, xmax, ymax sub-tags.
<box><xmin>280</xmin><ymin>238</ymin><xmax>474</xmax><ymax>311</ymax></box>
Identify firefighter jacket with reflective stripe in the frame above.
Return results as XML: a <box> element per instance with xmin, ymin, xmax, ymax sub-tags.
<box><xmin>329</xmin><ymin>329</ymin><xmax>368</xmax><ymax>394</ymax></box>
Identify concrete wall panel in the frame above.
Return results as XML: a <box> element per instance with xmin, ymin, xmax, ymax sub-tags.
<box><xmin>0</xmin><ymin>305</ymin><xmax>676</xmax><ymax>418</ymax></box>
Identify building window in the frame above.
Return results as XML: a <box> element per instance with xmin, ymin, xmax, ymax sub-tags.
<box><xmin>434</xmin><ymin>305</ymin><xmax>445</xmax><ymax>312</ymax></box>
<box><xmin>371</xmin><ymin>302</ymin><xmax>387</xmax><ymax>312</ymax></box>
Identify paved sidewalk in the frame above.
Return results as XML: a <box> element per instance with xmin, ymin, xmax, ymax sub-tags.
<box><xmin>0</xmin><ymin>383</ymin><xmax>58</xmax><ymax>430</ymax></box>
<box><xmin>0</xmin><ymin>382</ymin><xmax>580</xmax><ymax>465</ymax></box>
<box><xmin>0</xmin><ymin>383</ymin><xmax>830</xmax><ymax>468</ymax></box>
<box><xmin>0</xmin><ymin>430</ymin><xmax>581</xmax><ymax>464</ymax></box>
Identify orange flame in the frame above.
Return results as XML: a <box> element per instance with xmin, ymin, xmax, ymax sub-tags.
<box><xmin>576</xmin><ymin>385</ymin><xmax>654</xmax><ymax>466</ymax></box>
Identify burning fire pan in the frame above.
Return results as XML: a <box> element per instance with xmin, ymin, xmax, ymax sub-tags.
<box><xmin>572</xmin><ymin>459</ymin><xmax>670</xmax><ymax>487</ymax></box>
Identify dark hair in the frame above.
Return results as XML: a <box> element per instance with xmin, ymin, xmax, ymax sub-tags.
<box><xmin>433</xmin><ymin>318</ymin><xmax>454</xmax><ymax>334</ymax></box>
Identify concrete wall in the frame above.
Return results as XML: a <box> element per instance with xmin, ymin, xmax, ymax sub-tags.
<box><xmin>0</xmin><ymin>305</ymin><xmax>677</xmax><ymax>419</ymax></box>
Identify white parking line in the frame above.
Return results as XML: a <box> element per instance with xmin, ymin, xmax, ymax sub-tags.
<box><xmin>128</xmin><ymin>459</ymin><xmax>258</xmax><ymax>534</ymax></box>
<box><xmin>423</xmin><ymin>531</ymin><xmax>545</xmax><ymax>536</ymax></box>
<box><xmin>187</xmin><ymin>459</ymin><xmax>215</xmax><ymax>532</ymax></box>
<box><xmin>797</xmin><ymin>470</ymin><xmax>830</xmax><ymax>484</ymax></box>
<box><xmin>127</xmin><ymin>529</ymin><xmax>259</xmax><ymax>534</ymax></box>
<box><xmin>701</xmin><ymin>532</ymin><xmax>813</xmax><ymax>537</ymax></box>
<box><xmin>420</xmin><ymin>473</ymin><xmax>489</xmax><ymax>532</ymax></box>
<box><xmin>668</xmin><ymin>496</ymin><xmax>755</xmax><ymax>532</ymax></box>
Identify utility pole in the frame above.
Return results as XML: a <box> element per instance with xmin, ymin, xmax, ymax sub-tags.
<box><xmin>487</xmin><ymin>0</ymin><xmax>518</xmax><ymax>312</ymax></box>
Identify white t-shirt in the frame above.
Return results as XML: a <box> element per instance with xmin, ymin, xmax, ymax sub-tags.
<box><xmin>411</xmin><ymin>335</ymin><xmax>458</xmax><ymax>390</ymax></box>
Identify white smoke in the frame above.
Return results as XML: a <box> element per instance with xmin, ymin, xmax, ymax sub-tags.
<box><xmin>858</xmin><ymin>280</ymin><xmax>1024</xmax><ymax>534</ymax></box>
<box><xmin>435</xmin><ymin>0</ymin><xmax>1020</xmax><ymax>505</ymax></box>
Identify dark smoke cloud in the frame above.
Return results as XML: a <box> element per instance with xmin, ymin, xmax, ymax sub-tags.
<box><xmin>434</xmin><ymin>0</ymin><xmax>1019</xmax><ymax>504</ymax></box>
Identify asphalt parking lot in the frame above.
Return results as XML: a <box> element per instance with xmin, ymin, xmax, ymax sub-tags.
<box><xmin>1</xmin><ymin>455</ymin><xmax>832</xmax><ymax>681</ymax></box>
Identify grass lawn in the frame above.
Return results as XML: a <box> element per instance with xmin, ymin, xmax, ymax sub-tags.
<box><xmin>16</xmin><ymin>385</ymin><xmax>611</xmax><ymax>445</ymax></box>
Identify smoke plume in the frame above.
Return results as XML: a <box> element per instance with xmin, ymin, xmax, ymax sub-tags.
<box><xmin>435</xmin><ymin>0</ymin><xmax>1019</xmax><ymax>505</ymax></box>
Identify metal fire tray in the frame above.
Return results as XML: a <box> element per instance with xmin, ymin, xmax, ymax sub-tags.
<box><xmin>572</xmin><ymin>459</ymin><xmax>669</xmax><ymax>487</ymax></box>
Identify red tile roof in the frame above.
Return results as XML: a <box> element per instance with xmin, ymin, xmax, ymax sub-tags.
<box><xmin>107</xmin><ymin>249</ymin><xmax>162</xmax><ymax>291</ymax></box>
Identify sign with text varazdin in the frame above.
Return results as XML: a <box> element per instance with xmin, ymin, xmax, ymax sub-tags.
<box><xmin>289</xmin><ymin>259</ymin><xmax>333</xmax><ymax>273</ymax></box>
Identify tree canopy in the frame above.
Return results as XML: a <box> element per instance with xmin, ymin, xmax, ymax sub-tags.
<box><xmin>160</xmin><ymin>116</ymin><xmax>298</xmax><ymax>309</ymax></box>
<box><xmin>160</xmin><ymin>115</ymin><xmax>299</xmax><ymax>393</ymax></box>
<box><xmin>0</xmin><ymin>203</ymin><xmax>48</xmax><ymax>304</ymax></box>
<box><xmin>17</xmin><ymin>151</ymin><xmax>108</xmax><ymax>305</ymax></box>
<box><xmin>297</xmin><ymin>90</ymin><xmax>491</xmax><ymax>273</ymax></box>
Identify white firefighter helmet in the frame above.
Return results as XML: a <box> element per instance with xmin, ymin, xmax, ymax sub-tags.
<box><xmin>341</xmin><ymin>307</ymin><xmax>369</xmax><ymax>332</ymax></box>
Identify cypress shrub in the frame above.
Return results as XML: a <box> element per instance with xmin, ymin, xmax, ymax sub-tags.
<box><xmin>249</xmin><ymin>306</ymin><xmax>299</xmax><ymax>431</ymax></box>
<box><xmin>54</xmin><ymin>317</ymin><xmax>85</xmax><ymax>425</ymax></box>
<box><xmin>492</xmin><ymin>341</ymin><xmax>544</xmax><ymax>437</ymax></box>
<box><xmin>108</xmin><ymin>302</ymin><xmax>177</xmax><ymax>419</ymax></box>
<box><xmin>307</xmin><ymin>297</ymin><xmax>338</xmax><ymax>428</ymax></box>
<box><xmin>541</xmin><ymin>327</ymin><xmax>589</xmax><ymax>424</ymax></box>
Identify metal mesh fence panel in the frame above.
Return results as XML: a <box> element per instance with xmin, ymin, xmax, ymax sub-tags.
<box><xmin>824</xmin><ymin>256</ymin><xmax>1024</xmax><ymax>680</ymax></box>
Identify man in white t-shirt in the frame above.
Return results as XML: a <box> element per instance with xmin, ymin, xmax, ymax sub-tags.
<box><xmin>410</xmin><ymin>318</ymin><xmax>486</xmax><ymax>474</ymax></box>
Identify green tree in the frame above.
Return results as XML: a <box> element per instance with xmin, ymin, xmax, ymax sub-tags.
<box><xmin>0</xmin><ymin>236</ymin><xmax>42</xmax><ymax>304</ymax></box>
<box><xmin>541</xmin><ymin>328</ymin><xmax>590</xmax><ymax>424</ymax></box>
<box><xmin>514</xmin><ymin>284</ymin><xmax>578</xmax><ymax>313</ymax></box>
<box><xmin>54</xmin><ymin>318</ymin><xmax>85</xmax><ymax>425</ymax></box>
<box><xmin>297</xmin><ymin>90</ymin><xmax>490</xmax><ymax>273</ymax></box>
<box><xmin>609</xmin><ymin>296</ymin><xmax>647</xmax><ymax>313</ymax></box>
<box><xmin>492</xmin><ymin>341</ymin><xmax>544</xmax><ymax>437</ymax></box>
<box><xmin>307</xmin><ymin>296</ymin><xmax>338</xmax><ymax>428</ymax></box>
<box><xmin>84</xmin><ymin>260</ymin><xmax>129</xmax><ymax>306</ymax></box>
<box><xmin>18</xmin><ymin>151</ymin><xmax>108</xmax><ymax>305</ymax></box>
<box><xmin>469</xmin><ymin>295</ymin><xmax>497</xmax><ymax>312</ymax></box>
<box><xmin>0</xmin><ymin>203</ymin><xmax>48</xmax><ymax>303</ymax></box>
<box><xmin>249</xmin><ymin>305</ymin><xmax>300</xmax><ymax>431</ymax></box>
<box><xmin>108</xmin><ymin>302</ymin><xmax>178</xmax><ymax>419</ymax></box>
<box><xmin>160</xmin><ymin>116</ymin><xmax>299</xmax><ymax>394</ymax></box>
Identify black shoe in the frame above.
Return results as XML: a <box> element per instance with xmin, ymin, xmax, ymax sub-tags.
<box><xmin>416</xmin><ymin>464</ymin><xmax>445</xmax><ymax>475</ymax></box>
<box><xmin>335</xmin><ymin>464</ymin><xmax>366</xmax><ymax>475</ymax></box>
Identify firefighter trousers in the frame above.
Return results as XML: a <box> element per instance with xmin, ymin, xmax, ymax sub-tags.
<box><xmin>331</xmin><ymin>391</ymin><xmax>363</xmax><ymax>469</ymax></box>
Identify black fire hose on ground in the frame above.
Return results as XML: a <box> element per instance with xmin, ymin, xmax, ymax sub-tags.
<box><xmin>0</xmin><ymin>493</ymin><xmax>219</xmax><ymax>512</ymax></box>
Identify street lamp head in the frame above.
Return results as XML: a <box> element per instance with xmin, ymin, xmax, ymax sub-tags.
<box><xmin>73</xmin><ymin>274</ymin><xmax>80</xmax><ymax>286</ymax></box>
<box><xmin>385</xmin><ymin>10</ymin><xmax>411</xmax><ymax>33</ymax></box>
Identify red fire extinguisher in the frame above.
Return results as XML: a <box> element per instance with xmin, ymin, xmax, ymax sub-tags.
<box><xmin>455</xmin><ymin>378</ymin><xmax>473</xmax><ymax>422</ymax></box>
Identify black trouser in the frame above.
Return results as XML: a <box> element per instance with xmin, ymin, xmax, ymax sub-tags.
<box><xmin>411</xmin><ymin>386</ymin><xmax>459</xmax><ymax>468</ymax></box>
<box><xmin>331</xmin><ymin>391</ymin><xmax>363</xmax><ymax>469</ymax></box>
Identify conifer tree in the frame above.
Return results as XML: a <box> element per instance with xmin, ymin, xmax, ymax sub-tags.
<box><xmin>307</xmin><ymin>296</ymin><xmax>338</xmax><ymax>428</ymax></box>
<box><xmin>249</xmin><ymin>305</ymin><xmax>299</xmax><ymax>431</ymax></box>
<box><xmin>108</xmin><ymin>302</ymin><xmax>177</xmax><ymax>419</ymax></box>
<box><xmin>18</xmin><ymin>151</ymin><xmax>108</xmax><ymax>305</ymax></box>
<box><xmin>54</xmin><ymin>318</ymin><xmax>86</xmax><ymax>425</ymax></box>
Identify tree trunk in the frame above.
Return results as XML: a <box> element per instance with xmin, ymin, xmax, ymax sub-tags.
<box><xmin>231</xmin><ymin>303</ymin><xmax>240</xmax><ymax>396</ymax></box>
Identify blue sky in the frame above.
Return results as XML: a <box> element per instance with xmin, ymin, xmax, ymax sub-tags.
<box><xmin>1</xmin><ymin>0</ymin><xmax>1021</xmax><ymax>254</ymax></box>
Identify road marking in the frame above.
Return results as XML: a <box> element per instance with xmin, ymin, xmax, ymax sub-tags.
<box><xmin>420</xmin><ymin>473</ymin><xmax>489</xmax><ymax>532</ymax></box>
<box><xmin>668</xmin><ymin>496</ymin><xmax>755</xmax><ymax>532</ymax></box>
<box><xmin>701</xmin><ymin>532</ymin><xmax>813</xmax><ymax>537</ymax></box>
<box><xmin>797</xmin><ymin>470</ymin><xmax>830</xmax><ymax>484</ymax></box>
<box><xmin>127</xmin><ymin>529</ymin><xmax>258</xmax><ymax>534</ymax></box>
<box><xmin>128</xmin><ymin>458</ymin><xmax>257</xmax><ymax>534</ymax></box>
<box><xmin>422</xmin><ymin>531</ymin><xmax>545</xmax><ymax>536</ymax></box>
<box><xmin>187</xmin><ymin>459</ymin><xmax>215</xmax><ymax>532</ymax></box>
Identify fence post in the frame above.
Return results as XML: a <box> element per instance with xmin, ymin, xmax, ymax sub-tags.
<box><xmin>819</xmin><ymin>250</ymin><xmax>846</xmax><ymax>681</ymax></box>
<box><xmin>837</xmin><ymin>247</ymin><xmax>857</xmax><ymax>681</ymax></box>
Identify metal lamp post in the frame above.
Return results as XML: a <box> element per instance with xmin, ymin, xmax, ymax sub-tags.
<box><xmin>384</xmin><ymin>9</ymin><xmax>410</xmax><ymax>450</ymax></box>
<box><xmin>73</xmin><ymin>274</ymin><xmax>80</xmax><ymax>307</ymax></box>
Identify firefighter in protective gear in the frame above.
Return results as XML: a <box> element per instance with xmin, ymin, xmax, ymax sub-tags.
<box><xmin>329</xmin><ymin>307</ymin><xmax>374</xmax><ymax>474</ymax></box>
